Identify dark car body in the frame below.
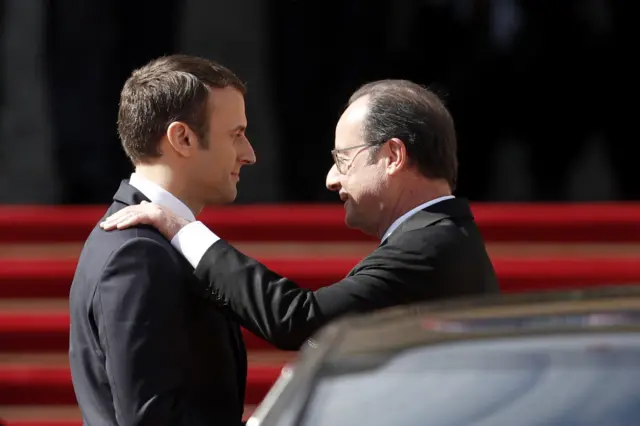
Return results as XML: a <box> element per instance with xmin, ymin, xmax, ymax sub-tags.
<box><xmin>248</xmin><ymin>286</ymin><xmax>640</xmax><ymax>426</ymax></box>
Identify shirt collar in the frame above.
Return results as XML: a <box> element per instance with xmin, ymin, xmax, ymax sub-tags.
<box><xmin>381</xmin><ymin>195</ymin><xmax>455</xmax><ymax>242</ymax></box>
<box><xmin>128</xmin><ymin>172</ymin><xmax>196</xmax><ymax>222</ymax></box>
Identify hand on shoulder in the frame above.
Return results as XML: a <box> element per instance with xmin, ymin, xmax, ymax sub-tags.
<box><xmin>100</xmin><ymin>201</ymin><xmax>190</xmax><ymax>240</ymax></box>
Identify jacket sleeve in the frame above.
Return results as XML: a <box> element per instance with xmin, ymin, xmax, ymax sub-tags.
<box><xmin>95</xmin><ymin>237</ymin><xmax>215</xmax><ymax>425</ymax></box>
<box><xmin>193</xmin><ymin>237</ymin><xmax>441</xmax><ymax>350</ymax></box>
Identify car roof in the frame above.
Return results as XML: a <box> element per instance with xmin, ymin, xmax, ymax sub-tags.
<box><xmin>250</xmin><ymin>286</ymin><xmax>640</xmax><ymax>426</ymax></box>
<box><xmin>311</xmin><ymin>285</ymin><xmax>640</xmax><ymax>357</ymax></box>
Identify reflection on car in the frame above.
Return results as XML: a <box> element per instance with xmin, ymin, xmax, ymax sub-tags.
<box><xmin>248</xmin><ymin>286</ymin><xmax>640</xmax><ymax>426</ymax></box>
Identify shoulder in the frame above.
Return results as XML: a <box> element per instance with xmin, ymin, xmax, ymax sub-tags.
<box><xmin>88</xmin><ymin>235</ymin><xmax>188</xmax><ymax>324</ymax></box>
<box><xmin>388</xmin><ymin>218</ymin><xmax>464</xmax><ymax>252</ymax></box>
<box><xmin>92</xmin><ymin>233</ymin><xmax>186</xmax><ymax>306</ymax></box>
<box><xmin>92</xmin><ymin>201</ymin><xmax>176</xmax><ymax>254</ymax></box>
<box><xmin>84</xmin><ymin>221</ymin><xmax>177</xmax><ymax>260</ymax></box>
<box><xmin>356</xmin><ymin>220</ymin><xmax>466</xmax><ymax>270</ymax></box>
<box><xmin>104</xmin><ymin>230</ymin><xmax>181</xmax><ymax>272</ymax></box>
<box><xmin>77</xmin><ymin>225</ymin><xmax>184</xmax><ymax>285</ymax></box>
<box><xmin>72</xmin><ymin>224</ymin><xmax>185</xmax><ymax>315</ymax></box>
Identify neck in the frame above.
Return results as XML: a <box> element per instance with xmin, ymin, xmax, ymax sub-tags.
<box><xmin>376</xmin><ymin>177</ymin><xmax>451</xmax><ymax>239</ymax></box>
<box><xmin>134</xmin><ymin>164</ymin><xmax>204</xmax><ymax>216</ymax></box>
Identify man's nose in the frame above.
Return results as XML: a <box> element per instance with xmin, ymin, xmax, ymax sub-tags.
<box><xmin>326</xmin><ymin>164</ymin><xmax>341</xmax><ymax>192</ymax></box>
<box><xmin>239</xmin><ymin>137</ymin><xmax>256</xmax><ymax>165</ymax></box>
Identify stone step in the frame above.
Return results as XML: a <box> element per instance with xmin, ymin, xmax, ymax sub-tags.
<box><xmin>2</xmin><ymin>242</ymin><xmax>640</xmax><ymax>259</ymax></box>
<box><xmin>0</xmin><ymin>404</ymin><xmax>257</xmax><ymax>425</ymax></box>
<box><xmin>0</xmin><ymin>357</ymin><xmax>283</xmax><ymax>406</ymax></box>
<box><xmin>0</xmin><ymin>350</ymin><xmax>296</xmax><ymax>367</ymax></box>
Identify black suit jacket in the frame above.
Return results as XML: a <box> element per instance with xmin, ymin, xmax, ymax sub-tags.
<box><xmin>192</xmin><ymin>198</ymin><xmax>499</xmax><ymax>350</ymax></box>
<box><xmin>69</xmin><ymin>181</ymin><xmax>247</xmax><ymax>426</ymax></box>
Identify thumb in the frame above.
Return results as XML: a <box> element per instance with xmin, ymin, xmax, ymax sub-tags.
<box><xmin>140</xmin><ymin>200</ymin><xmax>150</xmax><ymax>205</ymax></box>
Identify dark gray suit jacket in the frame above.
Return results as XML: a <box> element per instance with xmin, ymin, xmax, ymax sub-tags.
<box><xmin>69</xmin><ymin>181</ymin><xmax>247</xmax><ymax>426</ymax></box>
<box><xmin>191</xmin><ymin>198</ymin><xmax>499</xmax><ymax>350</ymax></box>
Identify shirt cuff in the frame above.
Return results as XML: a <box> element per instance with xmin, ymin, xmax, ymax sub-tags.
<box><xmin>170</xmin><ymin>221</ymin><xmax>220</xmax><ymax>268</ymax></box>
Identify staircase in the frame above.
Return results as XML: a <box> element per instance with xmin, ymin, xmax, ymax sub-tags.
<box><xmin>1</xmin><ymin>203</ymin><xmax>640</xmax><ymax>425</ymax></box>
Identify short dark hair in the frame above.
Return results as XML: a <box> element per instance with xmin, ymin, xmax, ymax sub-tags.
<box><xmin>348</xmin><ymin>79</ymin><xmax>458</xmax><ymax>189</ymax></box>
<box><xmin>118</xmin><ymin>54</ymin><xmax>246</xmax><ymax>164</ymax></box>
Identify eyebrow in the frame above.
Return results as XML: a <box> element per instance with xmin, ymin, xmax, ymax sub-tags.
<box><xmin>230</xmin><ymin>125</ymin><xmax>246</xmax><ymax>133</ymax></box>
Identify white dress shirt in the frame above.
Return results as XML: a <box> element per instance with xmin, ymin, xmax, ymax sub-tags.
<box><xmin>169</xmin><ymin>194</ymin><xmax>454</xmax><ymax>270</ymax></box>
<box><xmin>127</xmin><ymin>172</ymin><xmax>222</xmax><ymax>267</ymax></box>
<box><xmin>128</xmin><ymin>173</ymin><xmax>196</xmax><ymax>222</ymax></box>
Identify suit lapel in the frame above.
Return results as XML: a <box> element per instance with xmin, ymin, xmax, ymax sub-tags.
<box><xmin>112</xmin><ymin>180</ymin><xmax>151</xmax><ymax>206</ymax></box>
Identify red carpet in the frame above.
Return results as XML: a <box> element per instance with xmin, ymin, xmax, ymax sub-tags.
<box><xmin>2</xmin><ymin>203</ymin><xmax>640</xmax><ymax>425</ymax></box>
<box><xmin>0</xmin><ymin>258</ymin><xmax>356</xmax><ymax>299</ymax></box>
<box><xmin>1</xmin><ymin>202</ymin><xmax>640</xmax><ymax>243</ymax></box>
<box><xmin>0</xmin><ymin>364</ymin><xmax>280</xmax><ymax>406</ymax></box>
<box><xmin>5</xmin><ymin>422</ymin><xmax>79</xmax><ymax>426</ymax></box>
<box><xmin>0</xmin><ymin>312</ymin><xmax>274</xmax><ymax>352</ymax></box>
<box><xmin>2</xmin><ymin>257</ymin><xmax>640</xmax><ymax>299</ymax></box>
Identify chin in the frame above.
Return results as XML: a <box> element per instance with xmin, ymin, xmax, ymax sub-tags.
<box><xmin>344</xmin><ymin>210</ymin><xmax>376</xmax><ymax>236</ymax></box>
<box><xmin>221</xmin><ymin>187</ymin><xmax>238</xmax><ymax>204</ymax></box>
<box><xmin>343</xmin><ymin>210</ymin><xmax>359</xmax><ymax>230</ymax></box>
<box><xmin>204</xmin><ymin>187</ymin><xmax>237</xmax><ymax>205</ymax></box>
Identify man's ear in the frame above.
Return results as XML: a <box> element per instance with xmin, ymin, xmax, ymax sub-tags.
<box><xmin>386</xmin><ymin>138</ymin><xmax>408</xmax><ymax>175</ymax></box>
<box><xmin>166</xmin><ymin>122</ymin><xmax>197</xmax><ymax>158</ymax></box>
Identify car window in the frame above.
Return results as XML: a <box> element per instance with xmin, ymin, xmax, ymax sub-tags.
<box><xmin>296</xmin><ymin>333</ymin><xmax>640</xmax><ymax>426</ymax></box>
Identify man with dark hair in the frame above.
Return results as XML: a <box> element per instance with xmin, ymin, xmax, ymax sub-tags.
<box><xmin>102</xmin><ymin>79</ymin><xmax>498</xmax><ymax>351</ymax></box>
<box><xmin>69</xmin><ymin>54</ymin><xmax>256</xmax><ymax>425</ymax></box>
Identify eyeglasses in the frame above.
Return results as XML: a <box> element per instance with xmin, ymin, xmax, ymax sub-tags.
<box><xmin>331</xmin><ymin>141</ymin><xmax>386</xmax><ymax>174</ymax></box>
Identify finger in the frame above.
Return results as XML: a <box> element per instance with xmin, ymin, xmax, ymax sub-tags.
<box><xmin>103</xmin><ymin>210</ymin><xmax>132</xmax><ymax>223</ymax></box>
<box><xmin>104</xmin><ymin>205</ymin><xmax>148</xmax><ymax>222</ymax></box>
<box><xmin>115</xmin><ymin>213</ymin><xmax>152</xmax><ymax>229</ymax></box>
<box><xmin>100</xmin><ymin>217</ymin><xmax>127</xmax><ymax>230</ymax></box>
<box><xmin>101</xmin><ymin>212</ymin><xmax>135</xmax><ymax>229</ymax></box>
<box><xmin>100</xmin><ymin>206</ymin><xmax>156</xmax><ymax>230</ymax></box>
<box><xmin>116</xmin><ymin>217</ymin><xmax>139</xmax><ymax>229</ymax></box>
<box><xmin>100</xmin><ymin>221</ymin><xmax>118</xmax><ymax>230</ymax></box>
